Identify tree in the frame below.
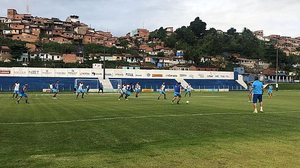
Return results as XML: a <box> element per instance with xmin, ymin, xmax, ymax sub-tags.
<box><xmin>41</xmin><ymin>42</ymin><xmax>76</xmax><ymax>54</ymax></box>
<box><xmin>294</xmin><ymin>67</ymin><xmax>300</xmax><ymax>80</ymax></box>
<box><xmin>188</xmin><ymin>17</ymin><xmax>207</xmax><ymax>39</ymax></box>
<box><xmin>10</xmin><ymin>45</ymin><xmax>27</xmax><ymax>59</ymax></box>
<box><xmin>201</xmin><ymin>28</ymin><xmax>224</xmax><ymax>55</ymax></box>
<box><xmin>226</xmin><ymin>27</ymin><xmax>237</xmax><ymax>36</ymax></box>
<box><xmin>149</xmin><ymin>27</ymin><xmax>167</xmax><ymax>40</ymax></box>
<box><xmin>118</xmin><ymin>38</ymin><xmax>129</xmax><ymax>49</ymax></box>
<box><xmin>165</xmin><ymin>34</ymin><xmax>177</xmax><ymax>48</ymax></box>
<box><xmin>175</xmin><ymin>26</ymin><xmax>196</xmax><ymax>45</ymax></box>
<box><xmin>157</xmin><ymin>52</ymin><xmax>165</xmax><ymax>57</ymax></box>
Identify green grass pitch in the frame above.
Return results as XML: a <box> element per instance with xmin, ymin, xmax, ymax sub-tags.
<box><xmin>0</xmin><ymin>91</ymin><xmax>300</xmax><ymax>167</ymax></box>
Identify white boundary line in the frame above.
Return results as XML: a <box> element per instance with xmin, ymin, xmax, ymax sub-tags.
<box><xmin>0</xmin><ymin>111</ymin><xmax>299</xmax><ymax>125</ymax></box>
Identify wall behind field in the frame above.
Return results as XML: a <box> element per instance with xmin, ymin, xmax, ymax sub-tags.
<box><xmin>0</xmin><ymin>67</ymin><xmax>235</xmax><ymax>80</ymax></box>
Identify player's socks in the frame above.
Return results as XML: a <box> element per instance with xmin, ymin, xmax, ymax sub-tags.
<box><xmin>253</xmin><ymin>109</ymin><xmax>258</xmax><ymax>113</ymax></box>
<box><xmin>260</xmin><ymin>108</ymin><xmax>263</xmax><ymax>112</ymax></box>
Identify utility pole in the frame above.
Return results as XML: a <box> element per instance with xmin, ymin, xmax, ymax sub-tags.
<box><xmin>276</xmin><ymin>44</ymin><xmax>279</xmax><ymax>84</ymax></box>
<box><xmin>26</xmin><ymin>0</ymin><xmax>30</xmax><ymax>13</ymax></box>
<box><xmin>103</xmin><ymin>49</ymin><xmax>106</xmax><ymax>80</ymax></box>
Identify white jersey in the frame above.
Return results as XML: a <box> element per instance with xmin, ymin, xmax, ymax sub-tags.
<box><xmin>49</xmin><ymin>84</ymin><xmax>53</xmax><ymax>89</ymax></box>
<box><xmin>135</xmin><ymin>84</ymin><xmax>141</xmax><ymax>90</ymax></box>
<box><xmin>161</xmin><ymin>84</ymin><xmax>165</xmax><ymax>91</ymax></box>
<box><xmin>14</xmin><ymin>83</ymin><xmax>20</xmax><ymax>91</ymax></box>
<box><xmin>122</xmin><ymin>85</ymin><xmax>127</xmax><ymax>93</ymax></box>
<box><xmin>186</xmin><ymin>85</ymin><xmax>191</xmax><ymax>91</ymax></box>
<box><xmin>117</xmin><ymin>84</ymin><xmax>122</xmax><ymax>93</ymax></box>
<box><xmin>78</xmin><ymin>83</ymin><xmax>84</xmax><ymax>90</ymax></box>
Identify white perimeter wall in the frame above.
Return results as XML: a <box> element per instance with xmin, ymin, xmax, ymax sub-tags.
<box><xmin>0</xmin><ymin>67</ymin><xmax>234</xmax><ymax>80</ymax></box>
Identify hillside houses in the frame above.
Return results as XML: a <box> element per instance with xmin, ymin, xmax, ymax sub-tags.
<box><xmin>254</xmin><ymin>30</ymin><xmax>300</xmax><ymax>56</ymax></box>
<box><xmin>1</xmin><ymin>9</ymin><xmax>117</xmax><ymax>47</ymax></box>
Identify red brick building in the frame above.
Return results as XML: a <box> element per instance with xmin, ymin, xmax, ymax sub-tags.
<box><xmin>63</xmin><ymin>54</ymin><xmax>83</xmax><ymax>63</ymax></box>
<box><xmin>12</xmin><ymin>33</ymin><xmax>38</xmax><ymax>43</ymax></box>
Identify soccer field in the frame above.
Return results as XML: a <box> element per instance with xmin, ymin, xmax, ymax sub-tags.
<box><xmin>0</xmin><ymin>91</ymin><xmax>300</xmax><ymax>167</ymax></box>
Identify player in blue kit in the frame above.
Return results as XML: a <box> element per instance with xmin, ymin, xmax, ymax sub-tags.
<box><xmin>268</xmin><ymin>84</ymin><xmax>273</xmax><ymax>99</ymax></box>
<box><xmin>17</xmin><ymin>84</ymin><xmax>29</xmax><ymax>104</ymax></box>
<box><xmin>52</xmin><ymin>80</ymin><xmax>59</xmax><ymax>99</ymax></box>
<box><xmin>158</xmin><ymin>82</ymin><xmax>167</xmax><ymax>100</ymax></box>
<box><xmin>172</xmin><ymin>82</ymin><xmax>182</xmax><ymax>104</ymax></box>
<box><xmin>124</xmin><ymin>84</ymin><xmax>132</xmax><ymax>100</ymax></box>
<box><xmin>86</xmin><ymin>85</ymin><xmax>90</xmax><ymax>94</ymax></box>
<box><xmin>252</xmin><ymin>76</ymin><xmax>264</xmax><ymax>113</ymax></box>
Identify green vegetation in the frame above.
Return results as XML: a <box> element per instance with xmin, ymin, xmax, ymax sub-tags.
<box><xmin>1</xmin><ymin>16</ymin><xmax>300</xmax><ymax>71</ymax></box>
<box><xmin>0</xmin><ymin>37</ymin><xmax>27</xmax><ymax>59</ymax></box>
<box><xmin>277</xmin><ymin>83</ymin><xmax>300</xmax><ymax>90</ymax></box>
<box><xmin>0</xmin><ymin>91</ymin><xmax>299</xmax><ymax>167</ymax></box>
<box><xmin>150</xmin><ymin>17</ymin><xmax>300</xmax><ymax>71</ymax></box>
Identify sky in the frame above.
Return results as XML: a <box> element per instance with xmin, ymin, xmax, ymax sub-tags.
<box><xmin>1</xmin><ymin>0</ymin><xmax>300</xmax><ymax>37</ymax></box>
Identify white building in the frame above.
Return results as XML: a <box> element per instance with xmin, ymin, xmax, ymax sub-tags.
<box><xmin>66</xmin><ymin>15</ymin><xmax>80</xmax><ymax>23</ymax></box>
<box><xmin>18</xmin><ymin>53</ymin><xmax>63</xmax><ymax>62</ymax></box>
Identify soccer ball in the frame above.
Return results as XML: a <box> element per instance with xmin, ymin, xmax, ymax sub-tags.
<box><xmin>186</xmin><ymin>101</ymin><xmax>189</xmax><ymax>104</ymax></box>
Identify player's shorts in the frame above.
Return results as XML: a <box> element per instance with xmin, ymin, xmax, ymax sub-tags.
<box><xmin>174</xmin><ymin>92</ymin><xmax>181</xmax><ymax>97</ymax></box>
<box><xmin>77</xmin><ymin>89</ymin><xmax>84</xmax><ymax>93</ymax></box>
<box><xmin>135</xmin><ymin>89</ymin><xmax>141</xmax><ymax>93</ymax></box>
<box><xmin>268</xmin><ymin>90</ymin><xmax>273</xmax><ymax>94</ymax></box>
<box><xmin>52</xmin><ymin>89</ymin><xmax>58</xmax><ymax>93</ymax></box>
<box><xmin>13</xmin><ymin>90</ymin><xmax>19</xmax><ymax>94</ymax></box>
<box><xmin>160</xmin><ymin>91</ymin><xmax>166</xmax><ymax>94</ymax></box>
<box><xmin>126</xmin><ymin>91</ymin><xmax>131</xmax><ymax>96</ymax></box>
<box><xmin>19</xmin><ymin>93</ymin><xmax>28</xmax><ymax>97</ymax></box>
<box><xmin>185</xmin><ymin>90</ymin><xmax>191</xmax><ymax>93</ymax></box>
<box><xmin>253</xmin><ymin>94</ymin><xmax>262</xmax><ymax>103</ymax></box>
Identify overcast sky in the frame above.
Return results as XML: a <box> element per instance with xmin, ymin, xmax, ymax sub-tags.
<box><xmin>1</xmin><ymin>0</ymin><xmax>300</xmax><ymax>37</ymax></box>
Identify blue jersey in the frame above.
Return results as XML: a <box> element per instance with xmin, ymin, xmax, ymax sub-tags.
<box><xmin>53</xmin><ymin>83</ymin><xmax>59</xmax><ymax>89</ymax></box>
<box><xmin>252</xmin><ymin>80</ymin><xmax>263</xmax><ymax>94</ymax></box>
<box><xmin>19</xmin><ymin>86</ymin><xmax>25</xmax><ymax>94</ymax></box>
<box><xmin>268</xmin><ymin>85</ymin><xmax>273</xmax><ymax>91</ymax></box>
<box><xmin>174</xmin><ymin>84</ymin><xmax>181</xmax><ymax>93</ymax></box>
